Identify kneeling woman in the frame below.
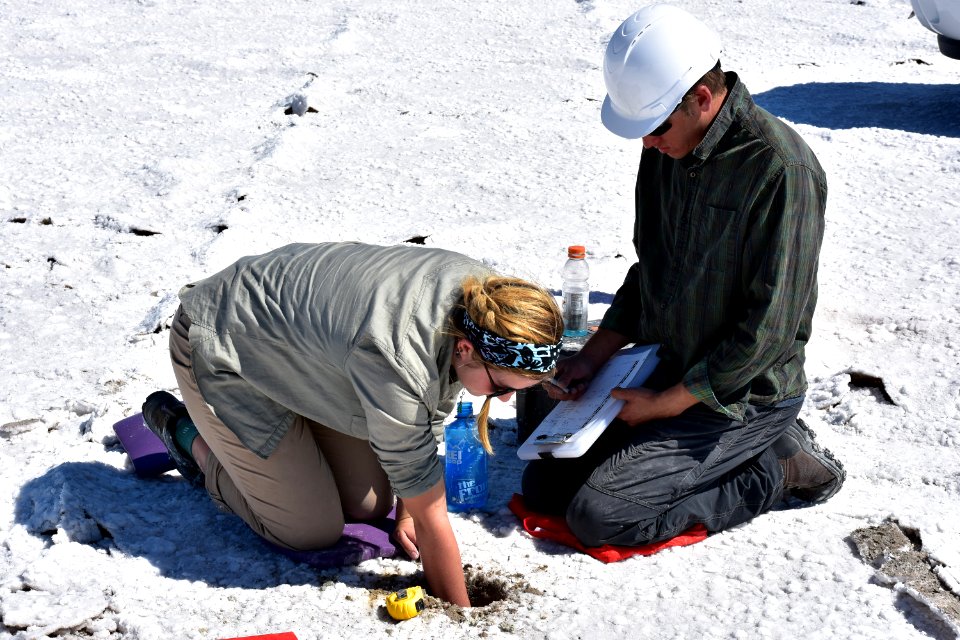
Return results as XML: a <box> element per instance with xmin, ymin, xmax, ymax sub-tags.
<box><xmin>143</xmin><ymin>241</ymin><xmax>562</xmax><ymax>606</ymax></box>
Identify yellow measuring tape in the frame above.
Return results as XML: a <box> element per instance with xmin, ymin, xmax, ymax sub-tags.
<box><xmin>385</xmin><ymin>586</ymin><xmax>425</xmax><ymax>620</ymax></box>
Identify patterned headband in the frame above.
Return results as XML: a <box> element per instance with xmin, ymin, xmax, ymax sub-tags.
<box><xmin>460</xmin><ymin>310</ymin><xmax>561</xmax><ymax>374</ymax></box>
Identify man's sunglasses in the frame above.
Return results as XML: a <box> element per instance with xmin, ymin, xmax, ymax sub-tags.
<box><xmin>483</xmin><ymin>363</ymin><xmax>520</xmax><ymax>398</ymax></box>
<box><xmin>648</xmin><ymin>119</ymin><xmax>674</xmax><ymax>137</ymax></box>
<box><xmin>647</xmin><ymin>97</ymin><xmax>687</xmax><ymax>137</ymax></box>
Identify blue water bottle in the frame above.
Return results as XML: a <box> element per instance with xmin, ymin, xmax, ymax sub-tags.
<box><xmin>444</xmin><ymin>401</ymin><xmax>488</xmax><ymax>511</ymax></box>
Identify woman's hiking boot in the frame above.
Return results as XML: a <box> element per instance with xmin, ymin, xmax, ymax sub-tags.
<box><xmin>141</xmin><ymin>391</ymin><xmax>204</xmax><ymax>486</ymax></box>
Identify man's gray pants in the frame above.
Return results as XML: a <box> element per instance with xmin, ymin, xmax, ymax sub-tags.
<box><xmin>521</xmin><ymin>400</ymin><xmax>800</xmax><ymax>547</ymax></box>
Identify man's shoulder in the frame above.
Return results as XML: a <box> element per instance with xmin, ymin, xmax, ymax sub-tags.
<box><xmin>731</xmin><ymin>82</ymin><xmax>824</xmax><ymax>177</ymax></box>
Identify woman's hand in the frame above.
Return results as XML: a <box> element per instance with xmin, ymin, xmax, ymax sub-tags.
<box><xmin>392</xmin><ymin>499</ymin><xmax>419</xmax><ymax>560</ymax></box>
<box><xmin>401</xmin><ymin>482</ymin><xmax>470</xmax><ymax>607</ymax></box>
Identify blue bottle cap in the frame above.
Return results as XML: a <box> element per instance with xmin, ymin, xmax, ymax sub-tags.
<box><xmin>456</xmin><ymin>401</ymin><xmax>473</xmax><ymax>417</ymax></box>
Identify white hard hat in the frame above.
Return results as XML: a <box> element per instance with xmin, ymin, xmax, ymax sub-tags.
<box><xmin>601</xmin><ymin>4</ymin><xmax>722</xmax><ymax>139</ymax></box>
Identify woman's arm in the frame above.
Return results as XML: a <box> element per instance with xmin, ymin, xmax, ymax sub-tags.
<box><xmin>401</xmin><ymin>481</ymin><xmax>470</xmax><ymax>606</ymax></box>
<box><xmin>343</xmin><ymin>347</ymin><xmax>468</xmax><ymax>604</ymax></box>
<box><xmin>393</xmin><ymin>498</ymin><xmax>419</xmax><ymax>560</ymax></box>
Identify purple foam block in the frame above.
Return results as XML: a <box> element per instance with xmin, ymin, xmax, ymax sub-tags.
<box><xmin>113</xmin><ymin>413</ymin><xmax>176</xmax><ymax>477</ymax></box>
<box><xmin>268</xmin><ymin>508</ymin><xmax>398</xmax><ymax>568</ymax></box>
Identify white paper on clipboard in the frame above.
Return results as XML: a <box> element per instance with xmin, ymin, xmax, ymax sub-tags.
<box><xmin>517</xmin><ymin>344</ymin><xmax>659</xmax><ymax>460</ymax></box>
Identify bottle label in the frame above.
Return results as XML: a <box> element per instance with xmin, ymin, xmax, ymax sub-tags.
<box><xmin>563</xmin><ymin>291</ymin><xmax>588</xmax><ymax>337</ymax></box>
<box><xmin>445</xmin><ymin>436</ymin><xmax>488</xmax><ymax>509</ymax></box>
<box><xmin>455</xmin><ymin>478</ymin><xmax>488</xmax><ymax>502</ymax></box>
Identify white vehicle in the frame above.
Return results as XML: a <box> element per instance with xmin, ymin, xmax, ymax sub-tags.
<box><xmin>911</xmin><ymin>0</ymin><xmax>960</xmax><ymax>59</ymax></box>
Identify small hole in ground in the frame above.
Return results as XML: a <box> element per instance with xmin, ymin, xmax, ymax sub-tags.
<box><xmin>365</xmin><ymin>562</ymin><xmax>539</xmax><ymax>623</ymax></box>
<box><xmin>466</xmin><ymin>570</ymin><xmax>508</xmax><ymax>607</ymax></box>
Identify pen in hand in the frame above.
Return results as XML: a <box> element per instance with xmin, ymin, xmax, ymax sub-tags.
<box><xmin>545</xmin><ymin>377</ymin><xmax>571</xmax><ymax>394</ymax></box>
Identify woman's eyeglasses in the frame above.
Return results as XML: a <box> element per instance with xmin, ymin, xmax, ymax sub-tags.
<box><xmin>483</xmin><ymin>363</ymin><xmax>519</xmax><ymax>398</ymax></box>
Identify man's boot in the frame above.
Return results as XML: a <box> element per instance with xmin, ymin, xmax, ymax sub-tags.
<box><xmin>773</xmin><ymin>419</ymin><xmax>845</xmax><ymax>503</ymax></box>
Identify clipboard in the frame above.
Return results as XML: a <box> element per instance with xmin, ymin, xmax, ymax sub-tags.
<box><xmin>517</xmin><ymin>344</ymin><xmax>659</xmax><ymax>460</ymax></box>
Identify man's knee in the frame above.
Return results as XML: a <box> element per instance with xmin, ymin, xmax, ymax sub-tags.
<box><xmin>566</xmin><ymin>486</ymin><xmax>660</xmax><ymax>547</ymax></box>
<box><xmin>566</xmin><ymin>487</ymin><xmax>620</xmax><ymax>547</ymax></box>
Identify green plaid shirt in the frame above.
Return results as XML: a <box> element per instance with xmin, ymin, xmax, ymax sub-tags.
<box><xmin>601</xmin><ymin>73</ymin><xmax>827</xmax><ymax>421</ymax></box>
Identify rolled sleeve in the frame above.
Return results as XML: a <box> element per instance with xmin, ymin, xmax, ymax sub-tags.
<box><xmin>346</xmin><ymin>345</ymin><xmax>445</xmax><ymax>499</ymax></box>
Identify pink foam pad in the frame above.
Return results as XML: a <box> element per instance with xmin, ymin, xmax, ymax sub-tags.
<box><xmin>113</xmin><ymin>413</ymin><xmax>176</xmax><ymax>477</ymax></box>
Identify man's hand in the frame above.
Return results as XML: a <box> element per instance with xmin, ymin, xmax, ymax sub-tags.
<box><xmin>544</xmin><ymin>328</ymin><xmax>632</xmax><ymax>400</ymax></box>
<box><xmin>543</xmin><ymin>353</ymin><xmax>597</xmax><ymax>400</ymax></box>
<box><xmin>611</xmin><ymin>382</ymin><xmax>699</xmax><ymax>426</ymax></box>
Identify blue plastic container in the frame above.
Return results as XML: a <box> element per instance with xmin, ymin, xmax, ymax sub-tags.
<box><xmin>444</xmin><ymin>401</ymin><xmax>489</xmax><ymax>511</ymax></box>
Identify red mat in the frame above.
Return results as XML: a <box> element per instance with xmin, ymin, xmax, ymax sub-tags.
<box><xmin>508</xmin><ymin>493</ymin><xmax>707</xmax><ymax>563</ymax></box>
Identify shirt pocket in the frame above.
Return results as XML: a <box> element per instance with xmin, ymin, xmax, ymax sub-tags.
<box><xmin>694</xmin><ymin>205</ymin><xmax>744</xmax><ymax>274</ymax></box>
